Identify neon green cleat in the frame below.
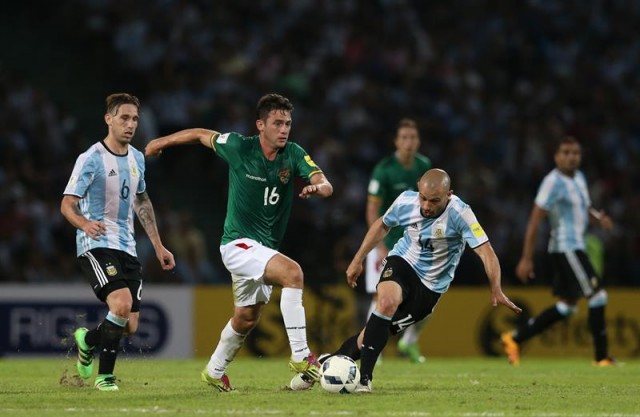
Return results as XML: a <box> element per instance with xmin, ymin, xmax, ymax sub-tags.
<box><xmin>397</xmin><ymin>339</ymin><xmax>426</xmax><ymax>363</ymax></box>
<box><xmin>94</xmin><ymin>374</ymin><xmax>119</xmax><ymax>391</ymax></box>
<box><xmin>73</xmin><ymin>327</ymin><xmax>95</xmax><ymax>379</ymax></box>
<box><xmin>288</xmin><ymin>353</ymin><xmax>321</xmax><ymax>382</ymax></box>
<box><xmin>201</xmin><ymin>369</ymin><xmax>234</xmax><ymax>392</ymax></box>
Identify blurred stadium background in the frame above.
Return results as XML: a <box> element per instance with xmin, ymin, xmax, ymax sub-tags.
<box><xmin>1</xmin><ymin>1</ymin><xmax>638</xmax><ymax>360</ymax></box>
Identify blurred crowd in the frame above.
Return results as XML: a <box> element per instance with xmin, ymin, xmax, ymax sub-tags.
<box><xmin>1</xmin><ymin>0</ymin><xmax>639</xmax><ymax>286</ymax></box>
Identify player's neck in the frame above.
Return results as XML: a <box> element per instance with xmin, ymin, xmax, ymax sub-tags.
<box><xmin>395</xmin><ymin>151</ymin><xmax>414</xmax><ymax>168</ymax></box>
<box><xmin>103</xmin><ymin>136</ymin><xmax>129</xmax><ymax>155</ymax></box>
<box><xmin>259</xmin><ymin>138</ymin><xmax>279</xmax><ymax>160</ymax></box>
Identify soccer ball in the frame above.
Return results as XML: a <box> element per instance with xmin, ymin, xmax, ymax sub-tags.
<box><xmin>320</xmin><ymin>355</ymin><xmax>360</xmax><ymax>394</ymax></box>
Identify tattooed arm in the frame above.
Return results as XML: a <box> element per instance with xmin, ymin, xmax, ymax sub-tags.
<box><xmin>134</xmin><ymin>192</ymin><xmax>175</xmax><ymax>270</ymax></box>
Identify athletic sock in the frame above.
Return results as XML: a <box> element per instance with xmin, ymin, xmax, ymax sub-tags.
<box><xmin>400</xmin><ymin>319</ymin><xmax>426</xmax><ymax>345</ymax></box>
<box><xmin>85</xmin><ymin>328</ymin><xmax>101</xmax><ymax>347</ymax></box>
<box><xmin>207</xmin><ymin>320</ymin><xmax>246</xmax><ymax>378</ymax></box>
<box><xmin>97</xmin><ymin>312</ymin><xmax>127</xmax><ymax>375</ymax></box>
<box><xmin>588</xmin><ymin>306</ymin><xmax>608</xmax><ymax>361</ymax></box>
<box><xmin>359</xmin><ymin>312</ymin><xmax>392</xmax><ymax>381</ymax></box>
<box><xmin>280</xmin><ymin>287</ymin><xmax>311</xmax><ymax>361</ymax></box>
<box><xmin>514</xmin><ymin>305</ymin><xmax>565</xmax><ymax>344</ymax></box>
<box><xmin>332</xmin><ymin>334</ymin><xmax>361</xmax><ymax>361</ymax></box>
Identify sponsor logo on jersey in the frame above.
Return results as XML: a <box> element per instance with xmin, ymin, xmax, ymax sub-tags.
<box><xmin>279</xmin><ymin>169</ymin><xmax>290</xmax><ymax>184</ymax></box>
<box><xmin>304</xmin><ymin>155</ymin><xmax>318</xmax><ymax>167</ymax></box>
<box><xmin>106</xmin><ymin>265</ymin><xmax>118</xmax><ymax>276</ymax></box>
<box><xmin>216</xmin><ymin>133</ymin><xmax>230</xmax><ymax>144</ymax></box>
<box><xmin>383</xmin><ymin>268</ymin><xmax>393</xmax><ymax>278</ymax></box>
<box><xmin>470</xmin><ymin>222</ymin><xmax>485</xmax><ymax>237</ymax></box>
<box><xmin>246</xmin><ymin>174</ymin><xmax>267</xmax><ymax>182</ymax></box>
<box><xmin>108</xmin><ymin>169</ymin><xmax>117</xmax><ymax>177</ymax></box>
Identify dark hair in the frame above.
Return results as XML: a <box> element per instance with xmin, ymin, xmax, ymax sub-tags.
<box><xmin>555</xmin><ymin>135</ymin><xmax>579</xmax><ymax>152</ymax></box>
<box><xmin>106</xmin><ymin>93</ymin><xmax>140</xmax><ymax>115</ymax></box>
<box><xmin>256</xmin><ymin>93</ymin><xmax>293</xmax><ymax>120</ymax></box>
<box><xmin>397</xmin><ymin>118</ymin><xmax>418</xmax><ymax>130</ymax></box>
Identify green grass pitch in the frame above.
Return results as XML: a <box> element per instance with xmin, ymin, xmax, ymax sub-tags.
<box><xmin>1</xmin><ymin>356</ymin><xmax>638</xmax><ymax>417</ymax></box>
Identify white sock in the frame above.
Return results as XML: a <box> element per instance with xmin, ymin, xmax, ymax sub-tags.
<box><xmin>207</xmin><ymin>320</ymin><xmax>246</xmax><ymax>378</ymax></box>
<box><xmin>400</xmin><ymin>319</ymin><xmax>427</xmax><ymax>345</ymax></box>
<box><xmin>281</xmin><ymin>287</ymin><xmax>311</xmax><ymax>361</ymax></box>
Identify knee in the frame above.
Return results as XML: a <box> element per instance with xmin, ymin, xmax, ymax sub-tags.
<box><xmin>375</xmin><ymin>295</ymin><xmax>399</xmax><ymax>317</ymax></box>
<box><xmin>110</xmin><ymin>301</ymin><xmax>133</xmax><ymax>318</ymax></box>
<box><xmin>107</xmin><ymin>291</ymin><xmax>133</xmax><ymax>317</ymax></box>
<box><xmin>231</xmin><ymin>314</ymin><xmax>260</xmax><ymax>334</ymax></box>
<box><xmin>283</xmin><ymin>261</ymin><xmax>304</xmax><ymax>288</ymax></box>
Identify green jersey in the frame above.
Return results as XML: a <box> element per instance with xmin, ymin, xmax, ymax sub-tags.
<box><xmin>212</xmin><ymin>132</ymin><xmax>323</xmax><ymax>249</ymax></box>
<box><xmin>367</xmin><ymin>153</ymin><xmax>432</xmax><ymax>249</ymax></box>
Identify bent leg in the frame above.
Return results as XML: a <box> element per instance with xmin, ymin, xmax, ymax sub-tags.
<box><xmin>207</xmin><ymin>304</ymin><xmax>262</xmax><ymax>378</ymax></box>
<box><xmin>264</xmin><ymin>253</ymin><xmax>312</xmax><ymax>361</ymax></box>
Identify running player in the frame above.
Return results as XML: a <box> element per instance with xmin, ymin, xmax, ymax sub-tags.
<box><xmin>502</xmin><ymin>136</ymin><xmax>616</xmax><ymax>366</ymax></box>
<box><xmin>365</xmin><ymin>118</ymin><xmax>431</xmax><ymax>363</ymax></box>
<box><xmin>61</xmin><ymin>93</ymin><xmax>175</xmax><ymax>391</ymax></box>
<box><xmin>145</xmin><ymin>93</ymin><xmax>333</xmax><ymax>391</ymax></box>
<box><xmin>329</xmin><ymin>168</ymin><xmax>521</xmax><ymax>392</ymax></box>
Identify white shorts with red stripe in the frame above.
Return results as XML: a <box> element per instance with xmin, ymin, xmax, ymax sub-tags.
<box><xmin>220</xmin><ymin>238</ymin><xmax>278</xmax><ymax>307</ymax></box>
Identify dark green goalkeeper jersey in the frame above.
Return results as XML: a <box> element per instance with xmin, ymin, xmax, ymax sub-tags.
<box><xmin>211</xmin><ymin>132</ymin><xmax>323</xmax><ymax>250</ymax></box>
<box><xmin>367</xmin><ymin>153</ymin><xmax>432</xmax><ymax>249</ymax></box>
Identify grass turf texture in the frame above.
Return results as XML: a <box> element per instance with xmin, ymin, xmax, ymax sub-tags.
<box><xmin>1</xmin><ymin>357</ymin><xmax>638</xmax><ymax>417</ymax></box>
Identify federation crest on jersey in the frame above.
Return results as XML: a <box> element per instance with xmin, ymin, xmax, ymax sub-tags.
<box><xmin>383</xmin><ymin>268</ymin><xmax>393</xmax><ymax>278</ymax></box>
<box><xmin>106</xmin><ymin>265</ymin><xmax>118</xmax><ymax>276</ymax></box>
<box><xmin>130</xmin><ymin>164</ymin><xmax>139</xmax><ymax>177</ymax></box>
<box><xmin>304</xmin><ymin>155</ymin><xmax>318</xmax><ymax>167</ymax></box>
<box><xmin>434</xmin><ymin>227</ymin><xmax>444</xmax><ymax>238</ymax></box>
<box><xmin>279</xmin><ymin>169</ymin><xmax>291</xmax><ymax>184</ymax></box>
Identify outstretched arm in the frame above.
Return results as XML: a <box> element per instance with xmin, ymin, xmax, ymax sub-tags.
<box><xmin>473</xmin><ymin>241</ymin><xmax>522</xmax><ymax>314</ymax></box>
<box><xmin>134</xmin><ymin>192</ymin><xmax>175</xmax><ymax>271</ymax></box>
<box><xmin>145</xmin><ymin>128</ymin><xmax>219</xmax><ymax>157</ymax></box>
<box><xmin>345</xmin><ymin>217</ymin><xmax>390</xmax><ymax>289</ymax></box>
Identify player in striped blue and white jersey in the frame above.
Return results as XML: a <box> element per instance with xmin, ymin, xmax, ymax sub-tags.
<box><xmin>502</xmin><ymin>136</ymin><xmax>616</xmax><ymax>367</ymax></box>
<box><xmin>61</xmin><ymin>93</ymin><xmax>175</xmax><ymax>391</ymax></box>
<box><xmin>325</xmin><ymin>168</ymin><xmax>521</xmax><ymax>393</ymax></box>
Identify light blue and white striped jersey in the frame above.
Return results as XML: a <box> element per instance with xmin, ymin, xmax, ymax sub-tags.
<box><xmin>534</xmin><ymin>168</ymin><xmax>591</xmax><ymax>253</ymax></box>
<box><xmin>63</xmin><ymin>141</ymin><xmax>146</xmax><ymax>257</ymax></box>
<box><xmin>385</xmin><ymin>192</ymin><xmax>489</xmax><ymax>293</ymax></box>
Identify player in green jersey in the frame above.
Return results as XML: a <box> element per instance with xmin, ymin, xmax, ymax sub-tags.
<box><xmin>365</xmin><ymin>118</ymin><xmax>431</xmax><ymax>363</ymax></box>
<box><xmin>145</xmin><ymin>94</ymin><xmax>333</xmax><ymax>391</ymax></box>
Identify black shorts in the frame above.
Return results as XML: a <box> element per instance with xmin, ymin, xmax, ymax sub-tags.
<box><xmin>379</xmin><ymin>256</ymin><xmax>441</xmax><ymax>335</ymax></box>
<box><xmin>550</xmin><ymin>250</ymin><xmax>602</xmax><ymax>300</ymax></box>
<box><xmin>78</xmin><ymin>248</ymin><xmax>143</xmax><ymax>312</ymax></box>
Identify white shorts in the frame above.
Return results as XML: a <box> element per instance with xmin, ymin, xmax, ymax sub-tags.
<box><xmin>365</xmin><ymin>249</ymin><xmax>383</xmax><ymax>294</ymax></box>
<box><xmin>219</xmin><ymin>238</ymin><xmax>279</xmax><ymax>307</ymax></box>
